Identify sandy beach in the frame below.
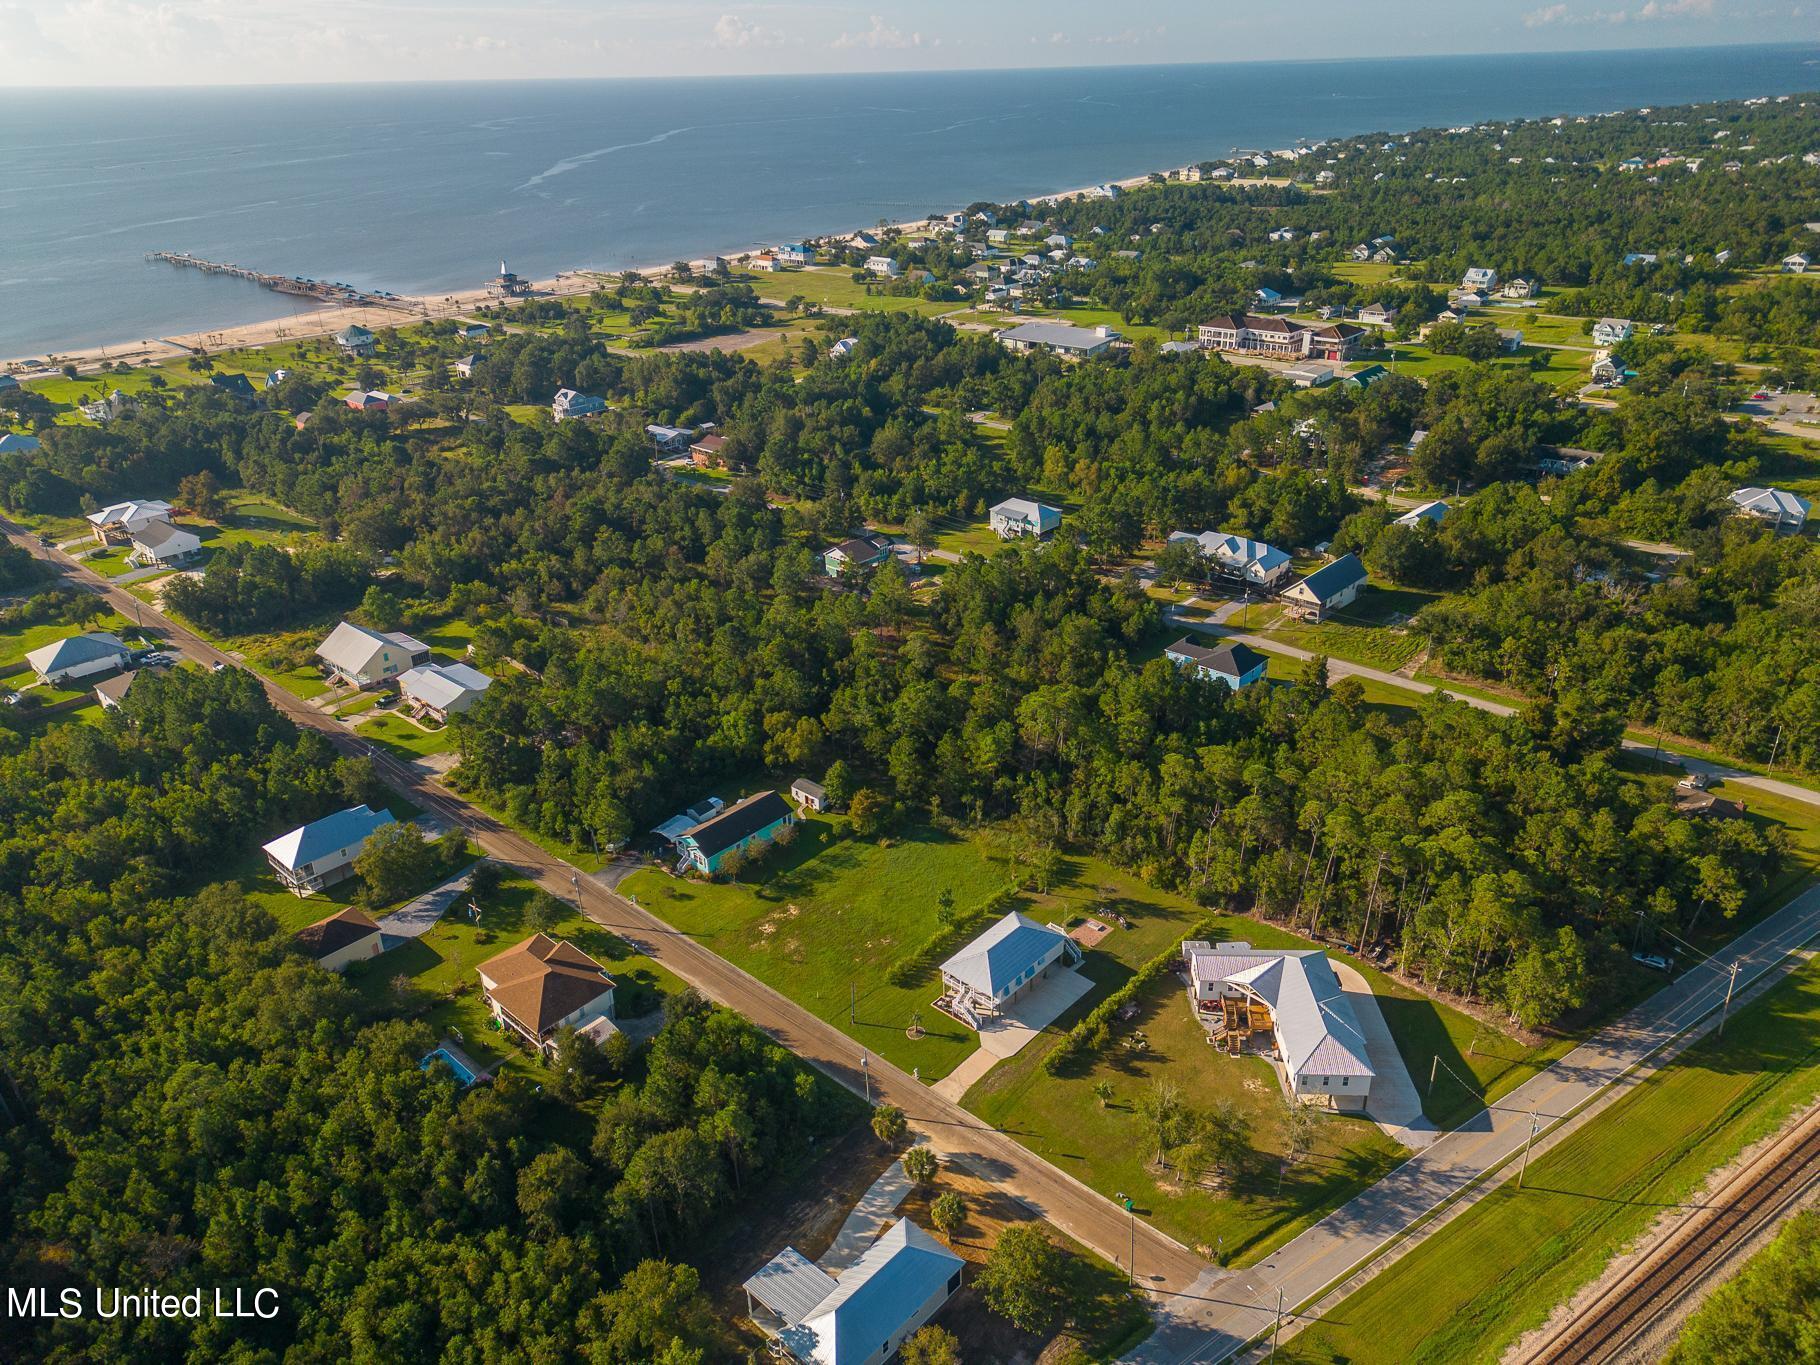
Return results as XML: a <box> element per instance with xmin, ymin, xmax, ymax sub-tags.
<box><xmin>0</xmin><ymin>167</ymin><xmax>1167</xmax><ymax>379</ymax></box>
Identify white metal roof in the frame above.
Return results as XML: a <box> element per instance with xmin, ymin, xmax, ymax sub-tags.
<box><xmin>399</xmin><ymin>661</ymin><xmax>492</xmax><ymax>711</ymax></box>
<box><xmin>262</xmin><ymin>805</ymin><xmax>395</xmax><ymax>873</ymax></box>
<box><xmin>1184</xmin><ymin>943</ymin><xmax>1374</xmax><ymax>1080</ymax></box>
<box><xmin>25</xmin><ymin>632</ymin><xmax>129</xmax><ymax>676</ymax></box>
<box><xmin>744</xmin><ymin>1247</ymin><xmax>838</xmax><ymax>1327</ymax></box>
<box><xmin>780</xmin><ymin>1221</ymin><xmax>963</xmax><ymax>1365</ymax></box>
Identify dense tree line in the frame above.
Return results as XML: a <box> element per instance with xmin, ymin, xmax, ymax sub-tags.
<box><xmin>0</xmin><ymin>668</ymin><xmax>857</xmax><ymax>1361</ymax></box>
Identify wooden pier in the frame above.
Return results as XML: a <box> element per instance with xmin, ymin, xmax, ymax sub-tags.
<box><xmin>145</xmin><ymin>252</ymin><xmax>406</xmax><ymax>310</ymax></box>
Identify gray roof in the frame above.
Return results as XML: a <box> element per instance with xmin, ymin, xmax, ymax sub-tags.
<box><xmin>744</xmin><ymin>1246</ymin><xmax>838</xmax><ymax>1326</ymax></box>
<box><xmin>940</xmin><ymin>911</ymin><xmax>1071</xmax><ymax>996</ymax></box>
<box><xmin>791</xmin><ymin>778</ymin><xmax>827</xmax><ymax>800</ymax></box>
<box><xmin>262</xmin><ymin>805</ymin><xmax>395</xmax><ymax>873</ymax></box>
<box><xmin>1167</xmin><ymin>638</ymin><xmax>1268</xmax><ymax>679</ymax></box>
<box><xmin>25</xmin><ymin>631</ymin><xmax>130</xmax><ymax>675</ymax></box>
<box><xmin>131</xmin><ymin>519</ymin><xmax>199</xmax><ymax>551</ymax></box>
<box><xmin>781</xmin><ymin>1221</ymin><xmax>964</xmax><ymax>1365</ymax></box>
<box><xmin>997</xmin><ymin>321</ymin><xmax>1113</xmax><ymax>352</ymax></box>
<box><xmin>1731</xmin><ymin>486</ymin><xmax>1810</xmax><ymax>523</ymax></box>
<box><xmin>1184</xmin><ymin>943</ymin><xmax>1374</xmax><ymax>1080</ymax></box>
<box><xmin>399</xmin><ymin>661</ymin><xmax>491</xmax><ymax>711</ymax></box>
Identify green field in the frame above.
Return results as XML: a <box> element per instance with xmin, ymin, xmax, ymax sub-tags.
<box><xmin>358</xmin><ymin>711</ymin><xmax>456</xmax><ymax>760</ymax></box>
<box><xmin>1284</xmin><ymin>956</ymin><xmax>1820</xmax><ymax>1365</ymax></box>
<box><xmin>0</xmin><ymin>610</ymin><xmax>138</xmax><ymax>673</ymax></box>
<box><xmin>764</xmin><ymin>267</ymin><xmax>959</xmax><ymax>317</ymax></box>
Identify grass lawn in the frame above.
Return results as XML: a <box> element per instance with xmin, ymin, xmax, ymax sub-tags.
<box><xmin>1329</xmin><ymin>261</ymin><xmax>1402</xmax><ymax>287</ymax></box>
<box><xmin>769</xmin><ymin>267</ymin><xmax>958</xmax><ymax>317</ymax></box>
<box><xmin>622</xmin><ymin>817</ymin><xmax>1006</xmax><ymax>1080</ymax></box>
<box><xmin>1261</xmin><ymin>618</ymin><xmax>1422</xmax><ymax>672</ymax></box>
<box><xmin>0</xmin><ymin>610</ymin><xmax>136</xmax><ymax>672</ymax></box>
<box><xmin>80</xmin><ymin>547</ymin><xmax>138</xmax><ymax>578</ymax></box>
<box><xmin>965</xmin><ymin>940</ymin><xmax>1408</xmax><ymax>1267</ymax></box>
<box><xmin>1283</xmin><ymin>956</ymin><xmax>1820</xmax><ymax>1365</ymax></box>
<box><xmin>358</xmin><ymin>711</ymin><xmax>456</xmax><ymax>760</ymax></box>
<box><xmin>1</xmin><ymin>508</ymin><xmax>91</xmax><ymax>543</ymax></box>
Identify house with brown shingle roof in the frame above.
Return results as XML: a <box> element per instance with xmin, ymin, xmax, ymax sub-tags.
<box><xmin>477</xmin><ymin>933</ymin><xmax>616</xmax><ymax>1053</ymax></box>
<box><xmin>295</xmin><ymin>907</ymin><xmax>386</xmax><ymax>972</ymax></box>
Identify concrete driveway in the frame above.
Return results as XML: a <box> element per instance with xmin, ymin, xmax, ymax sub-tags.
<box><xmin>930</xmin><ymin>966</ymin><xmax>1095</xmax><ymax>1101</ymax></box>
<box><xmin>1331</xmin><ymin>961</ymin><xmax>1440</xmax><ymax>1152</ymax></box>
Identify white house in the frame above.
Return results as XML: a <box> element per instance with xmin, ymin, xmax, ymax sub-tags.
<box><xmin>988</xmin><ymin>497</ymin><xmax>1063</xmax><ymax>539</ymax></box>
<box><xmin>1501</xmin><ymin>276</ymin><xmax>1539</xmax><ymax>299</ymax></box>
<box><xmin>454</xmin><ymin>355</ymin><xmax>479</xmax><ymax>378</ymax></box>
<box><xmin>1784</xmin><ymin>253</ymin><xmax>1812</xmax><ymax>274</ymax></box>
<box><xmin>1167</xmin><ymin>530</ymin><xmax>1294</xmax><ymax>589</ymax></box>
<box><xmin>315</xmin><ymin>621</ymin><xmax>431</xmax><ymax>688</ymax></box>
<box><xmin>995</xmin><ymin>321</ymin><xmax>1117</xmax><ymax>359</ymax></box>
<box><xmin>1281</xmin><ymin>553</ymin><xmax>1367</xmax><ymax>622</ymax></box>
<box><xmin>1182</xmin><ymin>941</ymin><xmax>1375</xmax><ymax>1110</ymax></box>
<box><xmin>552</xmin><ymin>389</ymin><xmax>608</xmax><ymax>422</ymax></box>
<box><xmin>745</xmin><ymin>1220</ymin><xmax>964</xmax><ymax>1365</ymax></box>
<box><xmin>790</xmin><ymin>778</ymin><xmax>828</xmax><ymax>813</ymax></box>
<box><xmin>295</xmin><ymin>907</ymin><xmax>386</xmax><ymax>972</ymax></box>
<box><xmin>1358</xmin><ymin>303</ymin><xmax>1399</xmax><ymax>328</ymax></box>
<box><xmin>398</xmin><ymin>661</ymin><xmax>493</xmax><ymax>721</ymax></box>
<box><xmin>828</xmin><ymin>337</ymin><xmax>859</xmax><ymax>361</ymax></box>
<box><xmin>24</xmin><ymin>632</ymin><xmax>132</xmax><ymax>685</ymax></box>
<box><xmin>478</xmin><ymin>933</ymin><xmax>617</xmax><ymax>1054</ymax></box>
<box><xmin>864</xmin><ymin>256</ymin><xmax>901</xmax><ymax>278</ymax></box>
<box><xmin>1395</xmin><ymin>499</ymin><xmax>1449</xmax><ymax>528</ymax></box>
<box><xmin>86</xmin><ymin>499</ymin><xmax>173</xmax><ymax>545</ymax></box>
<box><xmin>779</xmin><ymin>243</ymin><xmax>814</xmax><ymax>266</ymax></box>
<box><xmin>128</xmin><ymin>519</ymin><xmax>204</xmax><ymax>567</ymax></box>
<box><xmin>334</xmin><ymin>325</ymin><xmax>376</xmax><ymax>357</ymax></box>
<box><xmin>261</xmin><ymin>804</ymin><xmax>396</xmax><ymax>896</ymax></box>
<box><xmin>939</xmin><ymin>911</ymin><xmax>1081</xmax><ymax>1028</ymax></box>
<box><xmin>1462</xmin><ymin>267</ymin><xmax>1499</xmax><ymax>291</ymax></box>
<box><xmin>1592</xmin><ymin>318</ymin><xmax>1635</xmax><ymax>347</ymax></box>
<box><xmin>1729</xmin><ymin>486</ymin><xmax>1811</xmax><ymax>534</ymax></box>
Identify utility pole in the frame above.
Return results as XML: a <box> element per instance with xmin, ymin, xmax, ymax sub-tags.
<box><xmin>1719</xmin><ymin>960</ymin><xmax>1741</xmax><ymax>1036</ymax></box>
<box><xmin>1428</xmin><ymin>1054</ymin><xmax>1439</xmax><ymax>1097</ymax></box>
<box><xmin>1767</xmin><ymin>724</ymin><xmax>1785</xmax><ymax>776</ymax></box>
<box><xmin>1116</xmin><ymin>1193</ymin><xmax>1136</xmax><ymax>1284</ymax></box>
<box><xmin>850</xmin><ymin>980</ymin><xmax>856</xmax><ymax>1026</ymax></box>
<box><xmin>861</xmin><ymin>1051</ymin><xmax>870</xmax><ymax>1104</ymax></box>
<box><xmin>1518</xmin><ymin>1110</ymin><xmax>1540</xmax><ymax>1189</ymax></box>
<box><xmin>1269</xmin><ymin>1288</ymin><xmax>1285</xmax><ymax>1360</ymax></box>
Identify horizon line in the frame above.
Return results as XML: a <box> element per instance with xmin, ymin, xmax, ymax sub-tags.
<box><xmin>2</xmin><ymin>37</ymin><xmax>1815</xmax><ymax>94</ymax></box>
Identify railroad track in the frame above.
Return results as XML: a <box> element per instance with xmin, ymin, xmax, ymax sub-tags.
<box><xmin>1523</xmin><ymin>1105</ymin><xmax>1820</xmax><ymax>1365</ymax></box>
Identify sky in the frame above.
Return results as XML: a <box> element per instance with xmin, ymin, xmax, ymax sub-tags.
<box><xmin>0</xmin><ymin>0</ymin><xmax>1810</xmax><ymax>87</ymax></box>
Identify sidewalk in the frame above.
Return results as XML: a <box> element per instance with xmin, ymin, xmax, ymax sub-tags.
<box><xmin>820</xmin><ymin>1151</ymin><xmax>915</xmax><ymax>1272</ymax></box>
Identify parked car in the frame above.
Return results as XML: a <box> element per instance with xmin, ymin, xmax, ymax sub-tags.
<box><xmin>1632</xmin><ymin>952</ymin><xmax>1672</xmax><ymax>972</ymax></box>
<box><xmin>1</xmin><ymin>691</ymin><xmax>18</xmax><ymax>707</ymax></box>
<box><xmin>1677</xmin><ymin>771</ymin><xmax>1710</xmax><ymax>791</ymax></box>
<box><xmin>210</xmin><ymin>661</ymin><xmax>227</xmax><ymax>672</ymax></box>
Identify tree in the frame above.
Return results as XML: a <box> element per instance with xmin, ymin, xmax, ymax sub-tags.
<box><xmin>1667</xmin><ymin>1210</ymin><xmax>1820</xmax><ymax>1365</ymax></box>
<box><xmin>361</xmin><ymin>585</ymin><xmax>406</xmax><ymax>633</ymax></box>
<box><xmin>1278</xmin><ymin>1099</ymin><xmax>1318</xmax><ymax>1191</ymax></box>
<box><xmin>587</xmin><ymin>1259</ymin><xmax>710</xmax><ymax>1365</ymax></box>
<box><xmin>976</xmin><ymin>1224</ymin><xmax>1072</xmax><ymax>1334</ymax></box>
<box><xmin>848</xmin><ymin>787</ymin><xmax>891</xmax><ymax>838</ymax></box>
<box><xmin>1092</xmin><ymin>1080</ymin><xmax>1115</xmax><ymax>1109</ymax></box>
<box><xmin>1502</xmin><ymin>925</ymin><xmax>1589</xmax><ymax>1029</ymax></box>
<box><xmin>1136</xmin><ymin>1080</ymin><xmax>1190</xmax><ymax>1167</ymax></box>
<box><xmin>353</xmin><ymin>820</ymin><xmax>433</xmax><ymax>908</ymax></box>
<box><xmin>902</xmin><ymin>1145</ymin><xmax>938</xmax><ymax>1184</ymax></box>
<box><xmin>822</xmin><ymin>759</ymin><xmax>854</xmax><ymax>811</ymax></box>
<box><xmin>930</xmin><ymin>1191</ymin><xmax>966</xmax><ymax>1243</ymax></box>
<box><xmin>935</xmin><ymin>888</ymin><xmax>958</xmax><ymax>929</ymax></box>
<box><xmin>906</xmin><ymin>511</ymin><xmax>935</xmax><ymax>566</ymax></box>
<box><xmin>177</xmin><ymin>469</ymin><xmax>224</xmax><ymax>520</ymax></box>
<box><xmin>900</xmin><ymin>1325</ymin><xmax>962</xmax><ymax>1365</ymax></box>
<box><xmin>517</xmin><ymin>1147</ymin><xmax>588</xmax><ymax>1239</ymax></box>
<box><xmin>871</xmin><ymin>1103</ymin><xmax>907</xmax><ymax>1144</ymax></box>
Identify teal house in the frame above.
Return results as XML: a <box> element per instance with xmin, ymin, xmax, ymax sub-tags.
<box><xmin>1165</xmin><ymin>637</ymin><xmax>1269</xmax><ymax>690</ymax></box>
<box><xmin>676</xmin><ymin>791</ymin><xmax>795</xmax><ymax>875</ymax></box>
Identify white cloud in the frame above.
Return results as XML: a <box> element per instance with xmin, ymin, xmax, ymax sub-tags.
<box><xmin>1526</xmin><ymin>0</ymin><xmax>1719</xmax><ymax>20</ymax></box>
<box><xmin>1090</xmin><ymin>26</ymin><xmax>1166</xmax><ymax>45</ymax></box>
<box><xmin>712</xmin><ymin>13</ymin><xmax>781</xmax><ymax>48</ymax></box>
<box><xmin>1524</xmin><ymin>3</ymin><xmax>1573</xmax><ymax>23</ymax></box>
<box><xmin>1639</xmin><ymin>0</ymin><xmax>1716</xmax><ymax>16</ymax></box>
<box><xmin>831</xmin><ymin>15</ymin><xmax>925</xmax><ymax>50</ymax></box>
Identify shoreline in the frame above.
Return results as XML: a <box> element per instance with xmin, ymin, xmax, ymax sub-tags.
<box><xmin>0</xmin><ymin>166</ymin><xmax>1166</xmax><ymax>377</ymax></box>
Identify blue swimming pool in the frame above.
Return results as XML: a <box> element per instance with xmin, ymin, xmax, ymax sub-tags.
<box><xmin>420</xmin><ymin>1045</ymin><xmax>483</xmax><ymax>1087</ymax></box>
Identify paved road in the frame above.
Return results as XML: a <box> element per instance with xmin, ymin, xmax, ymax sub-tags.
<box><xmin>1127</xmin><ymin>879</ymin><xmax>1820</xmax><ymax>1363</ymax></box>
<box><xmin>1166</xmin><ymin>609</ymin><xmax>1820</xmax><ymax>813</ymax></box>
<box><xmin>19</xmin><ymin>523</ymin><xmax>1820</xmax><ymax>1352</ymax></box>
<box><xmin>2</xmin><ymin>520</ymin><xmax>1208</xmax><ymax>1292</ymax></box>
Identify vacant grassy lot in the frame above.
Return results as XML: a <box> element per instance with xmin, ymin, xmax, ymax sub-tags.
<box><xmin>768</xmin><ymin>267</ymin><xmax>959</xmax><ymax>317</ymax></box>
<box><xmin>1284</xmin><ymin>957</ymin><xmax>1820</xmax><ymax>1365</ymax></box>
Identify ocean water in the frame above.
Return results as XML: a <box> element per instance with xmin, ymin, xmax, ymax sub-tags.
<box><xmin>1</xmin><ymin>43</ymin><xmax>1816</xmax><ymax>358</ymax></box>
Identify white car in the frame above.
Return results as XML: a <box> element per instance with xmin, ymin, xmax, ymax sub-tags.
<box><xmin>1676</xmin><ymin>772</ymin><xmax>1710</xmax><ymax>791</ymax></box>
<box><xmin>1632</xmin><ymin>952</ymin><xmax>1672</xmax><ymax>972</ymax></box>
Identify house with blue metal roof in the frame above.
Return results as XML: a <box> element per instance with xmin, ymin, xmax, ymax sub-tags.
<box><xmin>745</xmin><ymin>1219</ymin><xmax>963</xmax><ymax>1365</ymax></box>
<box><xmin>940</xmin><ymin>911</ymin><xmax>1081</xmax><ymax>1028</ymax></box>
<box><xmin>261</xmin><ymin>804</ymin><xmax>396</xmax><ymax>895</ymax></box>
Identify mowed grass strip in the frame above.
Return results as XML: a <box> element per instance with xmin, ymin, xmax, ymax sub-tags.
<box><xmin>622</xmin><ymin>817</ymin><xmax>1003</xmax><ymax>1079</ymax></box>
<box><xmin>1283</xmin><ymin>956</ymin><xmax>1820</xmax><ymax>1365</ymax></box>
